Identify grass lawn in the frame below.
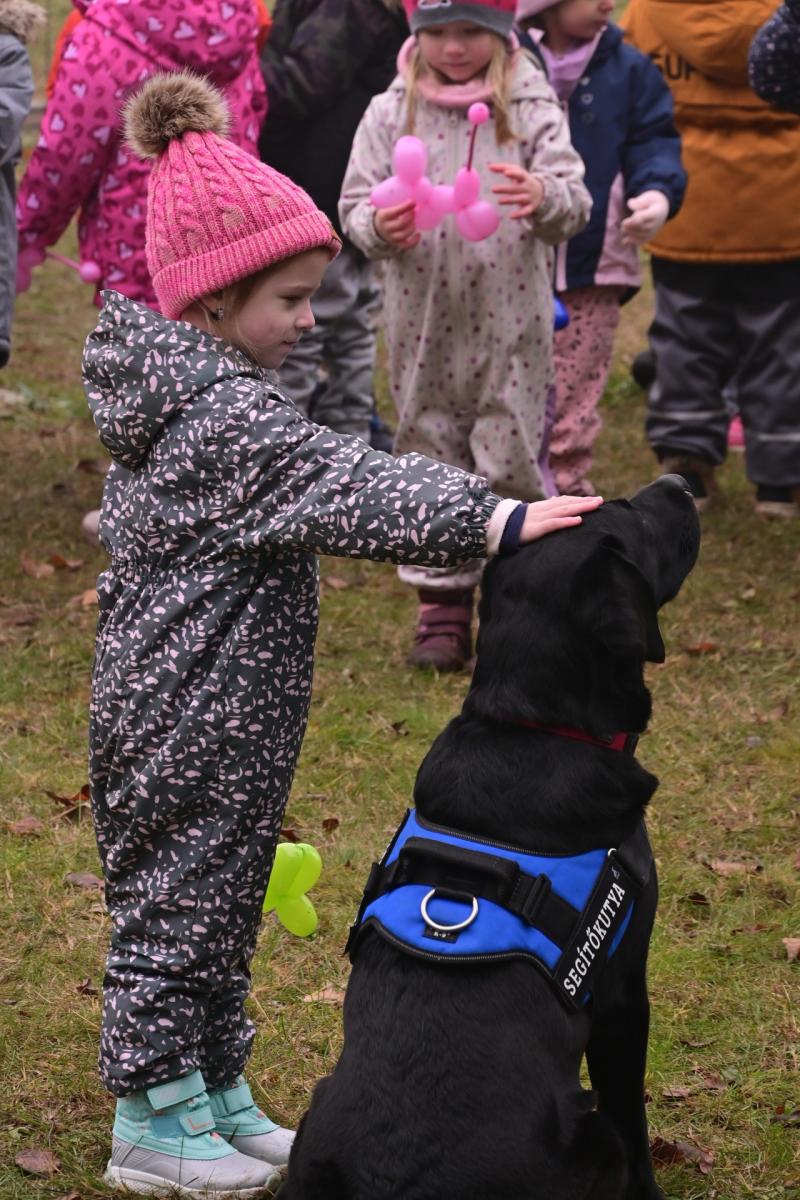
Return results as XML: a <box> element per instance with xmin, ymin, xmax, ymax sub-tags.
<box><xmin>1</xmin><ymin>222</ymin><xmax>798</xmax><ymax>1199</ymax></box>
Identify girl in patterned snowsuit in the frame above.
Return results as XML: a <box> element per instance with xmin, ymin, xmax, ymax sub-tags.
<box><xmin>339</xmin><ymin>0</ymin><xmax>591</xmax><ymax>673</ymax></box>
<box><xmin>85</xmin><ymin>71</ymin><xmax>601</xmax><ymax>1198</ymax></box>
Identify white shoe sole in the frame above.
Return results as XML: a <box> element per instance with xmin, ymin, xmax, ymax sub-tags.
<box><xmin>104</xmin><ymin>1164</ymin><xmax>282</xmax><ymax>1198</ymax></box>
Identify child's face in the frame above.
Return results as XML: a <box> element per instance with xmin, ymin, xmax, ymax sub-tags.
<box><xmin>547</xmin><ymin>0</ymin><xmax>613</xmax><ymax>40</ymax></box>
<box><xmin>417</xmin><ymin>22</ymin><xmax>497</xmax><ymax>84</ymax></box>
<box><xmin>221</xmin><ymin>249</ymin><xmax>329</xmax><ymax>370</ymax></box>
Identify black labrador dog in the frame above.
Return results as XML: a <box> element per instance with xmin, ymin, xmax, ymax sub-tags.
<box><xmin>283</xmin><ymin>475</ymin><xmax>700</xmax><ymax>1200</ymax></box>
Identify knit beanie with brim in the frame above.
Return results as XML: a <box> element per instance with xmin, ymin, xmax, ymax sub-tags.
<box><xmin>125</xmin><ymin>72</ymin><xmax>341</xmax><ymax>320</ymax></box>
<box><xmin>404</xmin><ymin>0</ymin><xmax>517</xmax><ymax>39</ymax></box>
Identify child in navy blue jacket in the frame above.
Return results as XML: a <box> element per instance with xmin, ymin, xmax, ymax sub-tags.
<box><xmin>517</xmin><ymin>0</ymin><xmax>685</xmax><ymax>495</ymax></box>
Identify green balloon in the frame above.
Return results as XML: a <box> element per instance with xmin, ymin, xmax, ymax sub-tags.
<box><xmin>277</xmin><ymin>895</ymin><xmax>318</xmax><ymax>937</ymax></box>
<box><xmin>263</xmin><ymin>843</ymin><xmax>322</xmax><ymax>938</ymax></box>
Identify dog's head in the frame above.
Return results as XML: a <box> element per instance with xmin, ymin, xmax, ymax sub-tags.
<box><xmin>468</xmin><ymin>475</ymin><xmax>700</xmax><ymax>735</ymax></box>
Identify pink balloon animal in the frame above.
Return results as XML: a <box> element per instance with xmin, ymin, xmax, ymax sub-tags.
<box><xmin>16</xmin><ymin>246</ymin><xmax>102</xmax><ymax>294</ymax></box>
<box><xmin>371</xmin><ymin>103</ymin><xmax>500</xmax><ymax>242</ymax></box>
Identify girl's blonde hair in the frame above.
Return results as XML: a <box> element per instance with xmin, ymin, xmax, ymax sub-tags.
<box><xmin>404</xmin><ymin>36</ymin><xmax>516</xmax><ymax>144</ymax></box>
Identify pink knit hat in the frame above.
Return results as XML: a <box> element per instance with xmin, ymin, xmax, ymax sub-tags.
<box><xmin>404</xmin><ymin>0</ymin><xmax>517</xmax><ymax>38</ymax></box>
<box><xmin>515</xmin><ymin>0</ymin><xmax>561</xmax><ymax>20</ymax></box>
<box><xmin>125</xmin><ymin>72</ymin><xmax>341</xmax><ymax>319</ymax></box>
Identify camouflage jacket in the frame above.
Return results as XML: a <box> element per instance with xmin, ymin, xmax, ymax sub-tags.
<box><xmin>259</xmin><ymin>0</ymin><xmax>408</xmax><ymax>230</ymax></box>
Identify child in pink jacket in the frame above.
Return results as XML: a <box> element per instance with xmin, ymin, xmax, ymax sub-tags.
<box><xmin>16</xmin><ymin>0</ymin><xmax>266</xmax><ymax>308</ymax></box>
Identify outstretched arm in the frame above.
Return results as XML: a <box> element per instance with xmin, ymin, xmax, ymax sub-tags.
<box><xmin>210</xmin><ymin>388</ymin><xmax>601</xmax><ymax>564</ymax></box>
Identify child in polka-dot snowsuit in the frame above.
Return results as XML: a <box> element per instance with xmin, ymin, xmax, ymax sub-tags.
<box><xmin>85</xmin><ymin>71</ymin><xmax>601</xmax><ymax>1197</ymax></box>
<box><xmin>339</xmin><ymin>0</ymin><xmax>591</xmax><ymax>672</ymax></box>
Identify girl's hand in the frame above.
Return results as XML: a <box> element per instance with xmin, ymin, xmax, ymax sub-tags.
<box><xmin>621</xmin><ymin>190</ymin><xmax>670</xmax><ymax>245</ymax></box>
<box><xmin>489</xmin><ymin>163</ymin><xmax>545</xmax><ymax>219</ymax></box>
<box><xmin>519</xmin><ymin>494</ymin><xmax>603</xmax><ymax>543</ymax></box>
<box><xmin>374</xmin><ymin>199</ymin><xmax>421</xmax><ymax>249</ymax></box>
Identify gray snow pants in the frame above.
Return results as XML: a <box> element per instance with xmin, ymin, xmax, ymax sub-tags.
<box><xmin>278</xmin><ymin>242</ymin><xmax>378</xmax><ymax>440</ymax></box>
<box><xmin>646</xmin><ymin>257</ymin><xmax>800</xmax><ymax>485</ymax></box>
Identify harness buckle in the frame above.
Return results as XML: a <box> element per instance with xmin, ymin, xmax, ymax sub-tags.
<box><xmin>516</xmin><ymin>871</ymin><xmax>552</xmax><ymax>926</ymax></box>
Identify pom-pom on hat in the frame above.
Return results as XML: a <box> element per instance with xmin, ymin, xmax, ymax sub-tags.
<box><xmin>125</xmin><ymin>72</ymin><xmax>341</xmax><ymax>320</ymax></box>
<box><xmin>404</xmin><ymin>0</ymin><xmax>517</xmax><ymax>39</ymax></box>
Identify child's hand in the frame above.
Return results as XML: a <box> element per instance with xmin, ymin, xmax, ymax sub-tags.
<box><xmin>489</xmin><ymin>163</ymin><xmax>545</xmax><ymax>219</ymax></box>
<box><xmin>374</xmin><ymin>199</ymin><xmax>422</xmax><ymax>249</ymax></box>
<box><xmin>519</xmin><ymin>494</ymin><xmax>603</xmax><ymax>543</ymax></box>
<box><xmin>621</xmin><ymin>190</ymin><xmax>670</xmax><ymax>245</ymax></box>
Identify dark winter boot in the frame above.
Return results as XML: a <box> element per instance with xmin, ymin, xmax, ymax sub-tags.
<box><xmin>407</xmin><ymin>589</ymin><xmax>473</xmax><ymax>672</ymax></box>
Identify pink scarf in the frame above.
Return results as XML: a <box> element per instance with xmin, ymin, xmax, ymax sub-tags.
<box><xmin>396</xmin><ymin>34</ymin><xmax>521</xmax><ymax>108</ymax></box>
<box><xmin>528</xmin><ymin>26</ymin><xmax>604</xmax><ymax>102</ymax></box>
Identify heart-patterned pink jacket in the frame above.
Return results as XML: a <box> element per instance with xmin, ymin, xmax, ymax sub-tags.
<box><xmin>17</xmin><ymin>0</ymin><xmax>267</xmax><ymax>308</ymax></box>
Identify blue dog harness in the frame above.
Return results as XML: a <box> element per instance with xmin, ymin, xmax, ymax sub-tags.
<box><xmin>347</xmin><ymin>809</ymin><xmax>653</xmax><ymax>1011</ymax></box>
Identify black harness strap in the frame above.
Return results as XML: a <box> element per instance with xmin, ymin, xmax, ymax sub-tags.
<box><xmin>357</xmin><ymin>836</ymin><xmax>581</xmax><ymax>952</ymax></box>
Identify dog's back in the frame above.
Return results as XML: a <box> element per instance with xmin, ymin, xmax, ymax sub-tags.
<box><xmin>284</xmin><ymin>939</ymin><xmax>627</xmax><ymax>1200</ymax></box>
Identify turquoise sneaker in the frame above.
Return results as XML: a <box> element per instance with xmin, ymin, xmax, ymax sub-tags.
<box><xmin>208</xmin><ymin>1077</ymin><xmax>295</xmax><ymax>1166</ymax></box>
<box><xmin>105</xmin><ymin>1069</ymin><xmax>282</xmax><ymax>1197</ymax></box>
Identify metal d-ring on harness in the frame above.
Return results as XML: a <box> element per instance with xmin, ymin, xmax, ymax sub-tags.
<box><xmin>346</xmin><ymin>809</ymin><xmax>654</xmax><ymax>1011</ymax></box>
<box><xmin>420</xmin><ymin>888</ymin><xmax>480</xmax><ymax>933</ymax></box>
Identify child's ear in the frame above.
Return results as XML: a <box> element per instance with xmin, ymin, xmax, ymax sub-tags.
<box><xmin>572</xmin><ymin>536</ymin><xmax>666</xmax><ymax>664</ymax></box>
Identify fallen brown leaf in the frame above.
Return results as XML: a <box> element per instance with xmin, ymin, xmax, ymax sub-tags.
<box><xmin>685</xmin><ymin>891</ymin><xmax>710</xmax><ymax>907</ymax></box>
<box><xmin>46</xmin><ymin>784</ymin><xmax>90</xmax><ymax>822</ymax></box>
<box><xmin>661</xmin><ymin>1086</ymin><xmax>692</xmax><ymax>1100</ymax></box>
<box><xmin>706</xmin><ymin>858</ymin><xmax>761</xmax><ymax>878</ymax></box>
<box><xmin>781</xmin><ymin>937</ymin><xmax>800</xmax><ymax>961</ymax></box>
<box><xmin>20</xmin><ymin>554</ymin><xmax>55</xmax><ymax>580</ymax></box>
<box><xmin>685</xmin><ymin>641</ymin><xmax>719</xmax><ymax>656</ymax></box>
<box><xmin>15</xmin><ymin>1147</ymin><xmax>61</xmax><ymax>1177</ymax></box>
<box><xmin>67</xmin><ymin>588</ymin><xmax>98</xmax><ymax>609</ymax></box>
<box><xmin>76</xmin><ymin>457</ymin><xmax>108</xmax><ymax>475</ymax></box>
<box><xmin>772</xmin><ymin>1105</ymin><xmax>800</xmax><ymax>1126</ymax></box>
<box><xmin>651</xmin><ymin>1135</ymin><xmax>715</xmax><ymax>1175</ymax></box>
<box><xmin>8</xmin><ymin>815</ymin><xmax>45</xmax><ymax>837</ymax></box>
<box><xmin>324</xmin><ymin>575</ymin><xmax>349</xmax><ymax>590</ymax></box>
<box><xmin>76</xmin><ymin>977</ymin><xmax>99</xmax><ymax>996</ymax></box>
<box><xmin>64</xmin><ymin>871</ymin><xmax>103</xmax><ymax>891</ymax></box>
<box><xmin>679</xmin><ymin>1037</ymin><xmax>715</xmax><ymax>1048</ymax></box>
<box><xmin>49</xmin><ymin>553</ymin><xmax>85</xmax><ymax>572</ymax></box>
<box><xmin>281</xmin><ymin>828</ymin><xmax>300</xmax><ymax>844</ymax></box>
<box><xmin>303</xmin><ymin>985</ymin><xmax>345</xmax><ymax>1005</ymax></box>
<box><xmin>692</xmin><ymin>1069</ymin><xmax>727</xmax><ymax>1093</ymax></box>
<box><xmin>0</xmin><ymin>604</ymin><xmax>39</xmax><ymax>626</ymax></box>
<box><xmin>322</xmin><ymin>817</ymin><xmax>340</xmax><ymax>833</ymax></box>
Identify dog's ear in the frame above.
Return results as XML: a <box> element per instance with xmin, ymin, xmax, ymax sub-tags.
<box><xmin>574</xmin><ymin>536</ymin><xmax>665</xmax><ymax>664</ymax></box>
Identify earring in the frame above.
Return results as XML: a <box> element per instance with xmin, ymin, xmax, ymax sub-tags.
<box><xmin>211</xmin><ymin>305</ymin><xmax>224</xmax><ymax>321</ymax></box>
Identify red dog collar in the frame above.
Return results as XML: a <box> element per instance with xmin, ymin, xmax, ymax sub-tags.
<box><xmin>515</xmin><ymin>719</ymin><xmax>635</xmax><ymax>754</ymax></box>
